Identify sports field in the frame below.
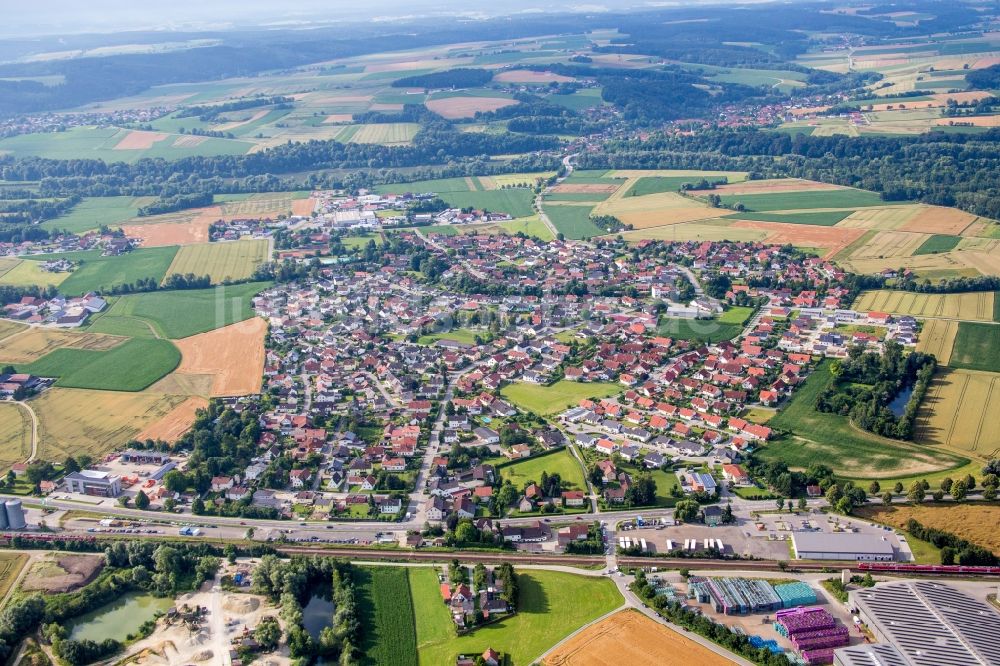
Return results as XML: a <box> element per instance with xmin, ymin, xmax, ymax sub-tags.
<box><xmin>92</xmin><ymin>281</ymin><xmax>269</xmax><ymax>339</ymax></box>
<box><xmin>763</xmin><ymin>360</ymin><xmax>969</xmax><ymax>477</ymax></box>
<box><xmin>0</xmin><ymin>403</ymin><xmax>31</xmax><ymax>473</ymax></box>
<box><xmin>410</xmin><ymin>567</ymin><xmax>622</xmax><ymax>665</ymax></box>
<box><xmin>31</xmin><ymin>387</ymin><xmax>188</xmax><ymax>461</ymax></box>
<box><xmin>19</xmin><ymin>338</ymin><xmax>180</xmax><ymax>391</ymax></box>
<box><xmin>949</xmin><ymin>322</ymin><xmax>1000</xmax><ymax>372</ymax></box>
<box><xmin>915</xmin><ymin>368</ymin><xmax>1000</xmax><ymax>459</ymax></box>
<box><xmin>915</xmin><ymin>319</ymin><xmax>959</xmax><ymax>365</ymax></box>
<box><xmin>165</xmin><ymin>239</ymin><xmax>269</xmax><ymax>283</ymax></box>
<box><xmin>853</xmin><ymin>290</ymin><xmax>996</xmax><ymax>321</ymax></box>
<box><xmin>499</xmin><ymin>449</ymin><xmax>587</xmax><ymax>491</ymax></box>
<box><xmin>544</xmin><ymin>609</ymin><xmax>732</xmax><ymax>666</ymax></box>
<box><xmin>501</xmin><ymin>380</ymin><xmax>621</xmax><ymax>416</ymax></box>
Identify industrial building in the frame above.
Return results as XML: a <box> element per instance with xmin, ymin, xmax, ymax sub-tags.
<box><xmin>791</xmin><ymin>532</ymin><xmax>896</xmax><ymax>561</ymax></box>
<box><xmin>834</xmin><ymin>644</ymin><xmax>911</xmax><ymax>666</ymax></box>
<box><xmin>64</xmin><ymin>469</ymin><xmax>121</xmax><ymax>497</ymax></box>
<box><xmin>849</xmin><ymin>582</ymin><xmax>1000</xmax><ymax>666</ymax></box>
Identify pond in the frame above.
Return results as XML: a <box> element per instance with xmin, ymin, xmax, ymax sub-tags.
<box><xmin>888</xmin><ymin>384</ymin><xmax>914</xmax><ymax>418</ymax></box>
<box><xmin>302</xmin><ymin>594</ymin><xmax>335</xmax><ymax>640</ymax></box>
<box><xmin>67</xmin><ymin>592</ymin><xmax>174</xmax><ymax>643</ymax></box>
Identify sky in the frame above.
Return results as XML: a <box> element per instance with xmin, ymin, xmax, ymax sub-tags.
<box><xmin>0</xmin><ymin>0</ymin><xmax>655</xmax><ymax>36</ymax></box>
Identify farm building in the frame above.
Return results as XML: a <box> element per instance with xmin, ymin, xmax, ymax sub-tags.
<box><xmin>849</xmin><ymin>582</ymin><xmax>1000</xmax><ymax>666</ymax></box>
<box><xmin>791</xmin><ymin>532</ymin><xmax>896</xmax><ymax>561</ymax></box>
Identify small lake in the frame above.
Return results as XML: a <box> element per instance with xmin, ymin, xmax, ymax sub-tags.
<box><xmin>888</xmin><ymin>384</ymin><xmax>914</xmax><ymax>417</ymax></box>
<box><xmin>302</xmin><ymin>594</ymin><xmax>335</xmax><ymax>640</ymax></box>
<box><xmin>67</xmin><ymin>591</ymin><xmax>173</xmax><ymax>643</ymax></box>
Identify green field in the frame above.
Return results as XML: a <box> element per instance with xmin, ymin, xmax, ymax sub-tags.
<box><xmin>627</xmin><ymin>176</ymin><xmax>733</xmax><ymax>198</ymax></box>
<box><xmin>18</xmin><ymin>338</ymin><xmax>180</xmax><ymax>391</ymax></box>
<box><xmin>544</xmin><ymin>88</ymin><xmax>604</xmax><ymax>111</ymax></box>
<box><xmin>40</xmin><ymin>196</ymin><xmax>154</xmax><ymax>233</ymax></box>
<box><xmin>437</xmin><ymin>190</ymin><xmax>535</xmax><ymax>218</ymax></box>
<box><xmin>545</xmin><ymin>192</ymin><xmax>613</xmax><ymax>202</ymax></box>
<box><xmin>410</xmin><ymin>567</ymin><xmax>622</xmax><ymax>666</ymax></box>
<box><xmin>762</xmin><ymin>360</ymin><xmax>969</xmax><ymax>478</ymax></box>
<box><xmin>722</xmin><ymin>210</ymin><xmax>855</xmax><ymax>226</ymax></box>
<box><xmin>21</xmin><ymin>247</ymin><xmax>179</xmax><ymax>296</ymax></box>
<box><xmin>0</xmin><ymin>126</ymin><xmax>254</xmax><ymax>162</ymax></box>
<box><xmin>417</xmin><ymin>328</ymin><xmax>480</xmax><ymax>346</ymax></box>
<box><xmin>717</xmin><ymin>189</ymin><xmax>887</xmax><ymax>211</ymax></box>
<box><xmin>376</xmin><ymin>178</ymin><xmax>476</xmax><ymax>194</ymax></box>
<box><xmin>356</xmin><ymin>567</ymin><xmax>418</xmax><ymax>666</ymax></box>
<box><xmin>914</xmin><ymin>234</ymin><xmax>963</xmax><ymax>255</ymax></box>
<box><xmin>499</xmin><ymin>449</ymin><xmax>587</xmax><ymax>491</ymax></box>
<box><xmin>501</xmin><ymin>380</ymin><xmax>621</xmax><ymax>416</ymax></box>
<box><xmin>949</xmin><ymin>322</ymin><xmax>1000</xmax><ymax>372</ymax></box>
<box><xmin>541</xmin><ymin>204</ymin><xmax>604</xmax><ymax>240</ymax></box>
<box><xmin>657</xmin><ymin>317</ymin><xmax>743</xmax><ymax>343</ymax></box>
<box><xmin>87</xmin><ymin>281</ymin><xmax>269</xmax><ymax>339</ymax></box>
<box><xmin>0</xmin><ymin>260</ymin><xmax>70</xmax><ymax>288</ymax></box>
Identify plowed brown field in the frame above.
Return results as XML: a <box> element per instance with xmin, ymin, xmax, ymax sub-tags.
<box><xmin>173</xmin><ymin>318</ymin><xmax>265</xmax><ymax>396</ymax></box>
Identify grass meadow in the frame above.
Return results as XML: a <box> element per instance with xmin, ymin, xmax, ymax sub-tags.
<box><xmin>500</xmin><ymin>380</ymin><xmax>621</xmax><ymax>416</ymax></box>
<box><xmin>498</xmin><ymin>448</ymin><xmax>588</xmax><ymax>491</ymax></box>
<box><xmin>717</xmin><ymin>188</ymin><xmax>887</xmax><ymax>211</ymax></box>
<box><xmin>22</xmin><ymin>247</ymin><xmax>179</xmax><ymax>295</ymax></box>
<box><xmin>18</xmin><ymin>338</ymin><xmax>180</xmax><ymax>391</ymax></box>
<box><xmin>541</xmin><ymin>204</ymin><xmax>604</xmax><ymax>240</ymax></box>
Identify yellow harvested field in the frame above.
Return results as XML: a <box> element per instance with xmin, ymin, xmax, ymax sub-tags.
<box><xmin>348</xmin><ymin>123</ymin><xmax>420</xmax><ymax>145</ymax></box>
<box><xmin>0</xmin><ymin>403</ymin><xmax>31</xmax><ymax>473</ymax></box>
<box><xmin>425</xmin><ymin>96</ymin><xmax>518</xmax><ymax>119</ymax></box>
<box><xmin>145</xmin><ymin>372</ymin><xmax>215</xmax><ymax>397</ymax></box>
<box><xmin>956</xmin><ymin>237</ymin><xmax>1000</xmax><ymax>253</ymax></box>
<box><xmin>291</xmin><ymin>198</ymin><xmax>316</xmax><ymax>216</ymax></box>
<box><xmin>0</xmin><ymin>328</ymin><xmax>125</xmax><ymax>364</ymax></box>
<box><xmin>858</xmin><ymin>504</ymin><xmax>1000</xmax><ymax>555</ymax></box>
<box><xmin>551</xmin><ymin>183</ymin><xmax>621</xmax><ymax>194</ymax></box>
<box><xmin>173</xmin><ymin>318</ymin><xmax>266</xmax><ymax>397</ymax></box>
<box><xmin>123</xmin><ymin>219</ymin><xmax>211</xmax><ymax>247</ymax></box>
<box><xmin>836</xmin><ymin>206</ymin><xmax>921</xmax><ymax>230</ymax></box>
<box><xmin>165</xmin><ymin>239</ymin><xmax>269</xmax><ymax>284</ymax></box>
<box><xmin>135</xmin><ymin>395</ymin><xmax>208</xmax><ymax>442</ymax></box>
<box><xmin>493</xmin><ymin>70</ymin><xmax>575</xmax><ymax>83</ymax></box>
<box><xmin>0</xmin><ymin>257</ymin><xmax>20</xmax><ymax>279</ymax></box>
<box><xmin>934</xmin><ymin>115</ymin><xmax>1000</xmax><ymax>127</ymax></box>
<box><xmin>322</xmin><ymin>114</ymin><xmax>354</xmax><ymax>123</ymax></box>
<box><xmin>604</xmin><ymin>169</ymin><xmax>747</xmax><ymax>181</ymax></box>
<box><xmin>482</xmin><ymin>172</ymin><xmax>556</xmax><ymax>189</ymax></box>
<box><xmin>0</xmin><ymin>259</ymin><xmax>71</xmax><ymax>287</ymax></box>
<box><xmin>916</xmin><ymin>319</ymin><xmax>959</xmax><ymax>365</ymax></box>
<box><xmin>544</xmin><ymin>610</ymin><xmax>735</xmax><ymax>666</ymax></box>
<box><xmin>843</xmin><ymin>251</ymin><xmax>978</xmax><ymax>277</ymax></box>
<box><xmin>113</xmin><ymin>130</ymin><xmax>167</xmax><ymax>150</ymax></box>
<box><xmin>620</xmin><ymin>223</ymin><xmax>768</xmax><ymax>243</ymax></box>
<box><xmin>898</xmin><ymin>205</ymin><xmax>978</xmax><ymax>235</ymax></box>
<box><xmin>729</xmin><ymin>220</ymin><xmax>866</xmax><ymax>259</ymax></box>
<box><xmin>594</xmin><ymin>191</ymin><xmax>719</xmax><ymax>228</ymax></box>
<box><xmin>954</xmin><ymin>251</ymin><xmax>1000</xmax><ymax>276</ymax></box>
<box><xmin>0</xmin><ymin>319</ymin><xmax>27</xmax><ymax>341</ymax></box>
<box><xmin>219</xmin><ymin>194</ymin><xmax>299</xmax><ymax>218</ymax></box>
<box><xmin>31</xmin><ymin>388</ymin><xmax>188</xmax><ymax>461</ymax></box>
<box><xmin>853</xmin><ymin>290</ymin><xmax>995</xmax><ymax>321</ymax></box>
<box><xmin>845</xmin><ymin>230</ymin><xmax>928</xmax><ymax>261</ymax></box>
<box><xmin>172</xmin><ymin>135</ymin><xmax>207</xmax><ymax>147</ymax></box>
<box><xmin>916</xmin><ymin>368</ymin><xmax>1000</xmax><ymax>458</ymax></box>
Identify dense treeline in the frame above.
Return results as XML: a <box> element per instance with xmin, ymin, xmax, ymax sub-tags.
<box><xmin>816</xmin><ymin>343</ymin><xmax>936</xmax><ymax>440</ymax></box>
<box><xmin>392</xmin><ymin>68</ymin><xmax>494</xmax><ymax>89</ymax></box>
<box><xmin>175</xmin><ymin>95</ymin><xmax>294</xmax><ymax>120</ymax></box>
<box><xmin>581</xmin><ymin>128</ymin><xmax>1000</xmax><ymax>220</ymax></box>
<box><xmin>0</xmin><ymin>284</ymin><xmax>57</xmax><ymax>306</ymax></box>
<box><xmin>966</xmin><ymin>64</ymin><xmax>1000</xmax><ymax>91</ymax></box>
<box><xmin>137</xmin><ymin>191</ymin><xmax>213</xmax><ymax>216</ymax></box>
<box><xmin>0</xmin><ymin>193</ymin><xmax>78</xmax><ymax>225</ymax></box>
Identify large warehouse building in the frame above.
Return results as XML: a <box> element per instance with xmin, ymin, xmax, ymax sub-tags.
<box><xmin>791</xmin><ymin>532</ymin><xmax>896</xmax><ymax>561</ymax></box>
<box><xmin>847</xmin><ymin>581</ymin><xmax>1000</xmax><ymax>666</ymax></box>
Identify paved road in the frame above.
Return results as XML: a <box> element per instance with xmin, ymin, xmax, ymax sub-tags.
<box><xmin>535</xmin><ymin>153</ymin><xmax>578</xmax><ymax>238</ymax></box>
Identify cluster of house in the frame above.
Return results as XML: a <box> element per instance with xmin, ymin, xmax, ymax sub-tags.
<box><xmin>3</xmin><ymin>292</ymin><xmax>107</xmax><ymax>327</ymax></box>
<box><xmin>439</xmin><ymin>567</ymin><xmax>511</xmax><ymax>629</ymax></box>
<box><xmin>0</xmin><ymin>372</ymin><xmax>43</xmax><ymax>399</ymax></box>
<box><xmin>0</xmin><ymin>106</ymin><xmax>170</xmax><ymax>140</ymax></box>
<box><xmin>0</xmin><ymin>228</ymin><xmax>132</xmax><ymax>259</ymax></box>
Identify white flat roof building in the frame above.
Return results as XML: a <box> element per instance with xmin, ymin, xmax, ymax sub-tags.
<box><xmin>791</xmin><ymin>532</ymin><xmax>896</xmax><ymax>561</ymax></box>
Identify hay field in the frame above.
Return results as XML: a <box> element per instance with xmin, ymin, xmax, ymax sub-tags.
<box><xmin>934</xmin><ymin>115</ymin><xmax>1000</xmax><ymax>127</ymax></box>
<box><xmin>165</xmin><ymin>239</ymin><xmax>269</xmax><ymax>283</ymax></box>
<box><xmin>219</xmin><ymin>193</ymin><xmax>305</xmax><ymax>218</ymax></box>
<box><xmin>857</xmin><ymin>504</ymin><xmax>1000</xmax><ymax>556</ymax></box>
<box><xmin>899</xmin><ymin>205</ymin><xmax>978</xmax><ymax>235</ymax></box>
<box><xmin>0</xmin><ymin>319</ymin><xmax>26</xmax><ymax>341</ymax></box>
<box><xmin>0</xmin><ymin>403</ymin><xmax>31</xmax><ymax>473</ymax></box>
<box><xmin>0</xmin><ymin>328</ymin><xmax>125</xmax><ymax>364</ymax></box>
<box><xmin>852</xmin><ymin>290</ymin><xmax>995</xmax><ymax>321</ymax></box>
<box><xmin>425</xmin><ymin>96</ymin><xmax>518</xmax><ymax>119</ymax></box>
<box><xmin>544</xmin><ymin>610</ymin><xmax>733</xmax><ymax>666</ymax></box>
<box><xmin>0</xmin><ymin>259</ymin><xmax>71</xmax><ymax>287</ymax></box>
<box><xmin>916</xmin><ymin>319</ymin><xmax>959</xmax><ymax>365</ymax></box>
<box><xmin>836</xmin><ymin>206</ymin><xmax>921</xmax><ymax>230</ymax></box>
<box><xmin>123</xmin><ymin>219</ymin><xmax>212</xmax><ymax>246</ymax></box>
<box><xmin>347</xmin><ymin>123</ymin><xmax>420</xmax><ymax>145</ymax></box>
<box><xmin>551</xmin><ymin>183</ymin><xmax>620</xmax><ymax>194</ymax></box>
<box><xmin>620</xmin><ymin>223</ymin><xmax>768</xmax><ymax>243</ymax></box>
<box><xmin>844</xmin><ymin>230</ymin><xmax>929</xmax><ymax>261</ymax></box>
<box><xmin>481</xmin><ymin>172</ymin><xmax>556</xmax><ymax>189</ymax></box>
<box><xmin>113</xmin><ymin>130</ymin><xmax>168</xmax><ymax>150</ymax></box>
<box><xmin>0</xmin><ymin>257</ymin><xmax>20</xmax><ymax>279</ymax></box>
<box><xmin>172</xmin><ymin>318</ymin><xmax>265</xmax><ymax>396</ymax></box>
<box><xmin>729</xmin><ymin>220</ymin><xmax>866</xmax><ymax>258</ymax></box>
<box><xmin>135</xmin><ymin>395</ymin><xmax>208</xmax><ymax>442</ymax></box>
<box><xmin>31</xmin><ymin>387</ymin><xmax>187</xmax><ymax>460</ymax></box>
<box><xmin>916</xmin><ymin>368</ymin><xmax>1000</xmax><ymax>458</ymax></box>
<box><xmin>593</xmin><ymin>191</ymin><xmax>719</xmax><ymax>228</ymax></box>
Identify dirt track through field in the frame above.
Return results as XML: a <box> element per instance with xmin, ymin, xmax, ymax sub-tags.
<box><xmin>545</xmin><ymin>610</ymin><xmax>735</xmax><ymax>666</ymax></box>
<box><xmin>173</xmin><ymin>318</ymin><xmax>266</xmax><ymax>397</ymax></box>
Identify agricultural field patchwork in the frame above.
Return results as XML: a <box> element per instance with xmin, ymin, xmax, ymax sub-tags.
<box><xmin>0</xmin><ymin>327</ymin><xmax>126</xmax><ymax>365</ymax></box>
<box><xmin>40</xmin><ymin>196</ymin><xmax>156</xmax><ymax>233</ymax></box>
<box><xmin>18</xmin><ymin>337</ymin><xmax>181</xmax><ymax>391</ymax></box>
<box><xmin>0</xmin><ymin>259</ymin><xmax>71</xmax><ymax>287</ymax></box>
<box><xmin>20</xmin><ymin>247</ymin><xmax>179</xmax><ymax>295</ymax></box>
<box><xmin>715</xmin><ymin>188</ymin><xmax>887</xmax><ymax>211</ymax></box>
<box><xmin>165</xmin><ymin>239</ymin><xmax>269</xmax><ymax>284</ymax></box>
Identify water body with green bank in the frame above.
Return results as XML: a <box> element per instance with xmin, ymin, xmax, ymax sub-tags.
<box><xmin>66</xmin><ymin>591</ymin><xmax>173</xmax><ymax>643</ymax></box>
